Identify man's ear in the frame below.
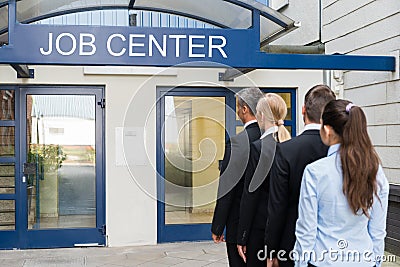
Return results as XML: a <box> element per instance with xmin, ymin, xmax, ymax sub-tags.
<box><xmin>302</xmin><ymin>105</ymin><xmax>306</xmax><ymax>116</ymax></box>
<box><xmin>242</xmin><ymin>105</ymin><xmax>248</xmax><ymax>114</ymax></box>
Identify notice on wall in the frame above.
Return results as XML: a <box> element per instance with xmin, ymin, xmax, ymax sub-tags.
<box><xmin>115</xmin><ymin>127</ymin><xmax>147</xmax><ymax>166</ymax></box>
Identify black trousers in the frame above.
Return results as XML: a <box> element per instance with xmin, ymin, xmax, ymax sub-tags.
<box><xmin>226</xmin><ymin>242</ymin><xmax>246</xmax><ymax>267</ymax></box>
<box><xmin>279</xmin><ymin>258</ymin><xmax>294</xmax><ymax>267</ymax></box>
<box><xmin>245</xmin><ymin>228</ymin><xmax>266</xmax><ymax>267</ymax></box>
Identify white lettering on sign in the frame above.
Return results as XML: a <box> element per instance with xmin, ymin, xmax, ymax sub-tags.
<box><xmin>56</xmin><ymin>33</ymin><xmax>76</xmax><ymax>56</ymax></box>
<box><xmin>149</xmin><ymin>35</ymin><xmax>167</xmax><ymax>57</ymax></box>
<box><xmin>80</xmin><ymin>33</ymin><xmax>96</xmax><ymax>56</ymax></box>
<box><xmin>169</xmin><ymin>35</ymin><xmax>186</xmax><ymax>57</ymax></box>
<box><xmin>209</xmin><ymin>36</ymin><xmax>227</xmax><ymax>58</ymax></box>
<box><xmin>40</xmin><ymin>32</ymin><xmax>53</xmax><ymax>55</ymax></box>
<box><xmin>40</xmin><ymin>32</ymin><xmax>228</xmax><ymax>59</ymax></box>
<box><xmin>189</xmin><ymin>35</ymin><xmax>206</xmax><ymax>58</ymax></box>
<box><xmin>129</xmin><ymin>34</ymin><xmax>146</xmax><ymax>57</ymax></box>
<box><xmin>107</xmin><ymin>34</ymin><xmax>126</xmax><ymax>56</ymax></box>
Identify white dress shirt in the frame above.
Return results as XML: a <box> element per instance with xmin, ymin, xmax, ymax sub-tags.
<box><xmin>244</xmin><ymin>119</ymin><xmax>257</xmax><ymax>129</ymax></box>
<box><xmin>301</xmin><ymin>123</ymin><xmax>322</xmax><ymax>133</ymax></box>
<box><xmin>260</xmin><ymin>126</ymin><xmax>278</xmax><ymax>140</ymax></box>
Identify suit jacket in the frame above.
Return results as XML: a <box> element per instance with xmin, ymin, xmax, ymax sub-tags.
<box><xmin>265</xmin><ymin>129</ymin><xmax>329</xmax><ymax>260</ymax></box>
<box><xmin>237</xmin><ymin>133</ymin><xmax>276</xmax><ymax>246</ymax></box>
<box><xmin>211</xmin><ymin>122</ymin><xmax>261</xmax><ymax>243</ymax></box>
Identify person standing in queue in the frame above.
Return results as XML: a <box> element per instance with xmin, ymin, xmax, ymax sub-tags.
<box><xmin>294</xmin><ymin>100</ymin><xmax>389</xmax><ymax>267</ymax></box>
<box><xmin>265</xmin><ymin>85</ymin><xmax>336</xmax><ymax>267</ymax></box>
<box><xmin>237</xmin><ymin>93</ymin><xmax>291</xmax><ymax>266</ymax></box>
<box><xmin>211</xmin><ymin>87</ymin><xmax>264</xmax><ymax>267</ymax></box>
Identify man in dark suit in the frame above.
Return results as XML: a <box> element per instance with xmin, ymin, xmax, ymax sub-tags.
<box><xmin>211</xmin><ymin>87</ymin><xmax>264</xmax><ymax>267</ymax></box>
<box><xmin>265</xmin><ymin>85</ymin><xmax>336</xmax><ymax>267</ymax></box>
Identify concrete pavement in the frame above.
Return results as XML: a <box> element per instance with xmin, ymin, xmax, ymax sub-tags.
<box><xmin>0</xmin><ymin>242</ymin><xmax>399</xmax><ymax>267</ymax></box>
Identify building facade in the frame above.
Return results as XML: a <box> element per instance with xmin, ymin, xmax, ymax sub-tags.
<box><xmin>0</xmin><ymin>0</ymin><xmax>397</xmax><ymax>250</ymax></box>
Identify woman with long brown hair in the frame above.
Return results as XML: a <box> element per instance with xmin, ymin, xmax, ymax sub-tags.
<box><xmin>294</xmin><ymin>99</ymin><xmax>389</xmax><ymax>267</ymax></box>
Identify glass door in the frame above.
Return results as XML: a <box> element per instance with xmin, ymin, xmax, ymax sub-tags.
<box><xmin>20</xmin><ymin>87</ymin><xmax>105</xmax><ymax>248</ymax></box>
<box><xmin>157</xmin><ymin>88</ymin><xmax>235</xmax><ymax>242</ymax></box>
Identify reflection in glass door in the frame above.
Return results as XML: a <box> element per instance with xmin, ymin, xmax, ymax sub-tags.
<box><xmin>26</xmin><ymin>95</ymin><xmax>96</xmax><ymax>230</ymax></box>
<box><xmin>157</xmin><ymin>88</ymin><xmax>235</xmax><ymax>242</ymax></box>
<box><xmin>164</xmin><ymin>96</ymin><xmax>226</xmax><ymax>225</ymax></box>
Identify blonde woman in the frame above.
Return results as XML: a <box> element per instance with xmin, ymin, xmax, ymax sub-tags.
<box><xmin>237</xmin><ymin>93</ymin><xmax>291</xmax><ymax>266</ymax></box>
<box><xmin>258</xmin><ymin>93</ymin><xmax>291</xmax><ymax>142</ymax></box>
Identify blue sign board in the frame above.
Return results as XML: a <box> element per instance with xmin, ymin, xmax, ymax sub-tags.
<box><xmin>1</xmin><ymin>24</ymin><xmax>258</xmax><ymax>68</ymax></box>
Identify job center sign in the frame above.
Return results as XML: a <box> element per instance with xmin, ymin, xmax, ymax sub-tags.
<box><xmin>40</xmin><ymin>32</ymin><xmax>228</xmax><ymax>59</ymax></box>
<box><xmin>4</xmin><ymin>24</ymin><xmax>255</xmax><ymax>67</ymax></box>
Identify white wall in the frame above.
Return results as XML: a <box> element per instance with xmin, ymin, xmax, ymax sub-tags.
<box><xmin>0</xmin><ymin>65</ymin><xmax>323</xmax><ymax>246</ymax></box>
<box><xmin>322</xmin><ymin>0</ymin><xmax>400</xmax><ymax>183</ymax></box>
<box><xmin>271</xmin><ymin>0</ymin><xmax>321</xmax><ymax>45</ymax></box>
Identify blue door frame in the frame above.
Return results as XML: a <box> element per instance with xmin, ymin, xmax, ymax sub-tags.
<box><xmin>0</xmin><ymin>85</ymin><xmax>106</xmax><ymax>249</ymax></box>
<box><xmin>156</xmin><ymin>87</ymin><xmax>296</xmax><ymax>243</ymax></box>
<box><xmin>0</xmin><ymin>87</ymin><xmax>21</xmax><ymax>249</ymax></box>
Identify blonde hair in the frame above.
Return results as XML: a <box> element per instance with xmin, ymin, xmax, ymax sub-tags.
<box><xmin>256</xmin><ymin>93</ymin><xmax>291</xmax><ymax>142</ymax></box>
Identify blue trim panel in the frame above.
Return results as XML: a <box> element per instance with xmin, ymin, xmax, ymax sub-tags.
<box><xmin>8</xmin><ymin>0</ymin><xmax>16</xmax><ymax>45</ymax></box>
<box><xmin>25</xmin><ymin>228</ymin><xmax>104</xmax><ymax>249</ymax></box>
<box><xmin>0</xmin><ymin>232</ymin><xmax>19</xmax><ymax>250</ymax></box>
<box><xmin>0</xmin><ymin>121</ymin><xmax>15</xmax><ymax>127</ymax></box>
<box><xmin>0</xmin><ymin>194</ymin><xmax>15</xmax><ymax>200</ymax></box>
<box><xmin>0</xmin><ymin>157</ymin><xmax>15</xmax><ymax>163</ymax></box>
<box><xmin>161</xmin><ymin>224</ymin><xmax>215</xmax><ymax>243</ymax></box>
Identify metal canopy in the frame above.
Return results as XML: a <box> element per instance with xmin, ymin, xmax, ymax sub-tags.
<box><xmin>0</xmin><ymin>0</ymin><xmax>396</xmax><ymax>72</ymax></box>
<box><xmin>0</xmin><ymin>0</ymin><xmax>296</xmax><ymax>45</ymax></box>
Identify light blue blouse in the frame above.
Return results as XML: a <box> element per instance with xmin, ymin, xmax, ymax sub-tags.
<box><xmin>294</xmin><ymin>144</ymin><xmax>389</xmax><ymax>267</ymax></box>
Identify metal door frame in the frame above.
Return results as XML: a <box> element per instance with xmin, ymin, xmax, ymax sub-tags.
<box><xmin>0</xmin><ymin>86</ymin><xmax>20</xmax><ymax>249</ymax></box>
<box><xmin>156</xmin><ymin>87</ymin><xmax>236</xmax><ymax>242</ymax></box>
<box><xmin>0</xmin><ymin>85</ymin><xmax>106</xmax><ymax>249</ymax></box>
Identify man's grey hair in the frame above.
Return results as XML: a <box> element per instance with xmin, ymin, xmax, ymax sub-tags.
<box><xmin>236</xmin><ymin>87</ymin><xmax>264</xmax><ymax>116</ymax></box>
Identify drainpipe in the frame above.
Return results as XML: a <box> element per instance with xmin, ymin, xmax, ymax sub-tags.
<box><xmin>319</xmin><ymin>0</ymin><xmax>332</xmax><ymax>89</ymax></box>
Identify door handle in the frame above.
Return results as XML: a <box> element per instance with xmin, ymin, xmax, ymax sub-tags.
<box><xmin>22</xmin><ymin>176</ymin><xmax>26</xmax><ymax>183</ymax></box>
